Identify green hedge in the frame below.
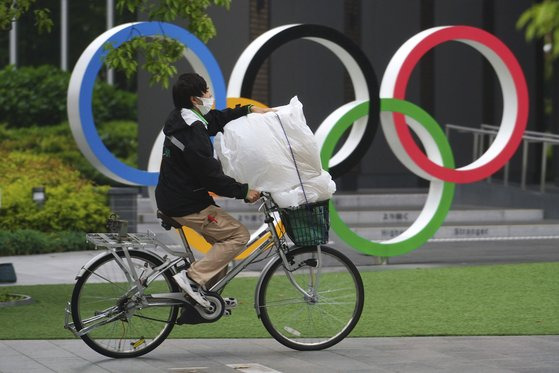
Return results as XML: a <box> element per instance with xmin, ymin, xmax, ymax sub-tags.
<box><xmin>0</xmin><ymin>121</ymin><xmax>137</xmax><ymax>185</ymax></box>
<box><xmin>98</xmin><ymin>120</ymin><xmax>138</xmax><ymax>167</ymax></box>
<box><xmin>0</xmin><ymin>151</ymin><xmax>111</xmax><ymax>232</ymax></box>
<box><xmin>0</xmin><ymin>65</ymin><xmax>137</xmax><ymax>127</ymax></box>
<box><xmin>0</xmin><ymin>230</ymin><xmax>92</xmax><ymax>256</ymax></box>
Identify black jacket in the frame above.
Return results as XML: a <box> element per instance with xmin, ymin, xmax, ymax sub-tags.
<box><xmin>155</xmin><ymin>105</ymin><xmax>251</xmax><ymax>217</ymax></box>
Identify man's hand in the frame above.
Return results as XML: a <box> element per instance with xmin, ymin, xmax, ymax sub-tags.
<box><xmin>245</xmin><ymin>189</ymin><xmax>261</xmax><ymax>203</ymax></box>
<box><xmin>251</xmin><ymin>106</ymin><xmax>276</xmax><ymax>114</ymax></box>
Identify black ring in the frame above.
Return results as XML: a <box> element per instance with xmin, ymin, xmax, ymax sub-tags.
<box><xmin>240</xmin><ymin>24</ymin><xmax>380</xmax><ymax>179</ymax></box>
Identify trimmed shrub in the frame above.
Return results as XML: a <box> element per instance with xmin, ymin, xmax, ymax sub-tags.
<box><xmin>0</xmin><ymin>121</ymin><xmax>137</xmax><ymax>185</ymax></box>
<box><xmin>0</xmin><ymin>65</ymin><xmax>137</xmax><ymax>127</ymax></box>
<box><xmin>0</xmin><ymin>65</ymin><xmax>68</xmax><ymax>127</ymax></box>
<box><xmin>50</xmin><ymin>230</ymin><xmax>92</xmax><ymax>252</ymax></box>
<box><xmin>0</xmin><ymin>230</ymin><xmax>47</xmax><ymax>256</ymax></box>
<box><xmin>93</xmin><ymin>84</ymin><xmax>138</xmax><ymax>125</ymax></box>
<box><xmin>0</xmin><ymin>230</ymin><xmax>92</xmax><ymax>256</ymax></box>
<box><xmin>0</xmin><ymin>151</ymin><xmax>111</xmax><ymax>232</ymax></box>
<box><xmin>98</xmin><ymin>120</ymin><xmax>138</xmax><ymax>167</ymax></box>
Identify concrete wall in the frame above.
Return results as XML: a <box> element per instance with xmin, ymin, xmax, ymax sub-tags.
<box><xmin>360</xmin><ymin>0</ymin><xmax>423</xmax><ymax>188</ymax></box>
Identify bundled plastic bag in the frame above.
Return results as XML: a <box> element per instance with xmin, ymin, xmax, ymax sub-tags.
<box><xmin>214</xmin><ymin>96</ymin><xmax>336</xmax><ymax>208</ymax></box>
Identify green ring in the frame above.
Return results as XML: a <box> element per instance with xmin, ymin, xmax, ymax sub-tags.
<box><xmin>320</xmin><ymin>98</ymin><xmax>455</xmax><ymax>256</ymax></box>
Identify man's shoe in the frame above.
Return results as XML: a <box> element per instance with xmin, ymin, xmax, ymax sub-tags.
<box><xmin>173</xmin><ymin>271</ymin><xmax>211</xmax><ymax>308</ymax></box>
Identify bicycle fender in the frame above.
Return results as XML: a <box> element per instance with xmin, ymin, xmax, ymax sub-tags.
<box><xmin>253</xmin><ymin>254</ymin><xmax>280</xmax><ymax>318</ymax></box>
<box><xmin>74</xmin><ymin>249</ymin><xmax>166</xmax><ymax>280</ymax></box>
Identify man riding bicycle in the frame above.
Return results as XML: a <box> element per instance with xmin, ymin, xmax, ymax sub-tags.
<box><xmin>155</xmin><ymin>73</ymin><xmax>273</xmax><ymax>308</ymax></box>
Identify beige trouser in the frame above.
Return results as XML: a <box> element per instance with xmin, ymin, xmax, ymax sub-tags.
<box><xmin>173</xmin><ymin>205</ymin><xmax>250</xmax><ymax>289</ymax></box>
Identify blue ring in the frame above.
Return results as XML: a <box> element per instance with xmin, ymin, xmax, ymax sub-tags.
<box><xmin>78</xmin><ymin>22</ymin><xmax>226</xmax><ymax>186</ymax></box>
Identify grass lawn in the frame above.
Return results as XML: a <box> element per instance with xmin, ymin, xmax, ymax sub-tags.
<box><xmin>0</xmin><ymin>262</ymin><xmax>557</xmax><ymax>339</ymax></box>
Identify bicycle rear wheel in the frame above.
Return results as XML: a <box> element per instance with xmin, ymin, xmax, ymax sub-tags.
<box><xmin>70</xmin><ymin>250</ymin><xmax>179</xmax><ymax>358</ymax></box>
<box><xmin>257</xmin><ymin>245</ymin><xmax>364</xmax><ymax>350</ymax></box>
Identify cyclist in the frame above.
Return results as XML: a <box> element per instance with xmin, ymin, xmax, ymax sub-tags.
<box><xmin>155</xmin><ymin>73</ymin><xmax>273</xmax><ymax>307</ymax></box>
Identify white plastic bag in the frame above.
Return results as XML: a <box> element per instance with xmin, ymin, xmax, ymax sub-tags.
<box><xmin>214</xmin><ymin>96</ymin><xmax>336</xmax><ymax>207</ymax></box>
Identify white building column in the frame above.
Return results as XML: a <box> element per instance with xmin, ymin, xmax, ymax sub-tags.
<box><xmin>9</xmin><ymin>19</ymin><xmax>17</xmax><ymax>66</ymax></box>
<box><xmin>61</xmin><ymin>0</ymin><xmax>68</xmax><ymax>70</ymax></box>
<box><xmin>107</xmin><ymin>0</ymin><xmax>114</xmax><ymax>84</ymax></box>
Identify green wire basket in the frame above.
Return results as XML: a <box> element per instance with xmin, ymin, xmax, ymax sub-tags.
<box><xmin>279</xmin><ymin>200</ymin><xmax>330</xmax><ymax>246</ymax></box>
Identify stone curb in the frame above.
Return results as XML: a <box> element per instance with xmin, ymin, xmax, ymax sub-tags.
<box><xmin>0</xmin><ymin>293</ymin><xmax>34</xmax><ymax>308</ymax></box>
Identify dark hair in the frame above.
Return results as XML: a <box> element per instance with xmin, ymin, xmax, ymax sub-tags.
<box><xmin>172</xmin><ymin>73</ymin><xmax>208</xmax><ymax>109</ymax></box>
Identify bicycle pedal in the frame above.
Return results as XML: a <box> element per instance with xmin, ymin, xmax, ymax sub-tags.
<box><xmin>223</xmin><ymin>297</ymin><xmax>238</xmax><ymax>310</ymax></box>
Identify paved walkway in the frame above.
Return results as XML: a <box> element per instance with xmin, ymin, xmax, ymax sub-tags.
<box><xmin>2</xmin><ymin>336</ymin><xmax>558</xmax><ymax>372</ymax></box>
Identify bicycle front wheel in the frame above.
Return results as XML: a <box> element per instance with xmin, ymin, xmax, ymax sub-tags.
<box><xmin>257</xmin><ymin>245</ymin><xmax>364</xmax><ymax>350</ymax></box>
<box><xmin>70</xmin><ymin>250</ymin><xmax>179</xmax><ymax>358</ymax></box>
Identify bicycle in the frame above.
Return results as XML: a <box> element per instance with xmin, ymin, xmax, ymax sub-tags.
<box><xmin>64</xmin><ymin>192</ymin><xmax>364</xmax><ymax>358</ymax></box>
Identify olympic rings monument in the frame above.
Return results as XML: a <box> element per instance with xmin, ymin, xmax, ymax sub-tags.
<box><xmin>67</xmin><ymin>22</ymin><xmax>528</xmax><ymax>258</ymax></box>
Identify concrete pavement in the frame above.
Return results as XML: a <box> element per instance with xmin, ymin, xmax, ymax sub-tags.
<box><xmin>1</xmin><ymin>336</ymin><xmax>559</xmax><ymax>373</ymax></box>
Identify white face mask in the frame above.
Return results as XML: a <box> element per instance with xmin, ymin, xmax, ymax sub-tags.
<box><xmin>194</xmin><ymin>96</ymin><xmax>214</xmax><ymax>115</ymax></box>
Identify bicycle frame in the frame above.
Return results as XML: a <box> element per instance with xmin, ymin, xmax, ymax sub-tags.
<box><xmin>148</xmin><ymin>193</ymin><xmax>318</xmax><ymax>299</ymax></box>
<box><xmin>65</xmin><ymin>193</ymin><xmax>321</xmax><ymax>337</ymax></box>
<box><xmin>211</xmin><ymin>193</ymin><xmax>321</xmax><ymax>301</ymax></box>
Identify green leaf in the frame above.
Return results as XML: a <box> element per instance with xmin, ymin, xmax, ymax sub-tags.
<box><xmin>34</xmin><ymin>9</ymin><xmax>53</xmax><ymax>33</ymax></box>
<box><xmin>0</xmin><ymin>0</ymin><xmax>230</xmax><ymax>88</ymax></box>
<box><xmin>517</xmin><ymin>9</ymin><xmax>535</xmax><ymax>30</ymax></box>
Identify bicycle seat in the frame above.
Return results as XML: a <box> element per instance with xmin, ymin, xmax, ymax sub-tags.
<box><xmin>157</xmin><ymin>210</ymin><xmax>183</xmax><ymax>230</ymax></box>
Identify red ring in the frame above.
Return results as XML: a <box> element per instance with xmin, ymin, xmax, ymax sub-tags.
<box><xmin>392</xmin><ymin>26</ymin><xmax>528</xmax><ymax>183</ymax></box>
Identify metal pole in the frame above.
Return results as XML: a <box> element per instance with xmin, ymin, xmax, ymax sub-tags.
<box><xmin>540</xmin><ymin>142</ymin><xmax>548</xmax><ymax>193</ymax></box>
<box><xmin>472</xmin><ymin>133</ymin><xmax>479</xmax><ymax>161</ymax></box>
<box><xmin>488</xmin><ymin>134</ymin><xmax>495</xmax><ymax>183</ymax></box>
<box><xmin>107</xmin><ymin>0</ymin><xmax>114</xmax><ymax>85</ymax></box>
<box><xmin>485</xmin><ymin>134</ymin><xmax>491</xmax><ymax>183</ymax></box>
<box><xmin>504</xmin><ymin>161</ymin><xmax>510</xmax><ymax>187</ymax></box>
<box><xmin>61</xmin><ymin>0</ymin><xmax>68</xmax><ymax>71</ymax></box>
<box><xmin>521</xmin><ymin>140</ymin><xmax>528</xmax><ymax>190</ymax></box>
<box><xmin>9</xmin><ymin>18</ymin><xmax>17</xmax><ymax>66</ymax></box>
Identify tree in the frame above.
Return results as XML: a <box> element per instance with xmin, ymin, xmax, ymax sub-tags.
<box><xmin>517</xmin><ymin>0</ymin><xmax>559</xmax><ymax>129</ymax></box>
<box><xmin>517</xmin><ymin>0</ymin><xmax>559</xmax><ymax>79</ymax></box>
<box><xmin>0</xmin><ymin>0</ymin><xmax>231</xmax><ymax>88</ymax></box>
<box><xmin>0</xmin><ymin>0</ymin><xmax>52</xmax><ymax>32</ymax></box>
<box><xmin>517</xmin><ymin>0</ymin><xmax>559</xmax><ymax>181</ymax></box>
